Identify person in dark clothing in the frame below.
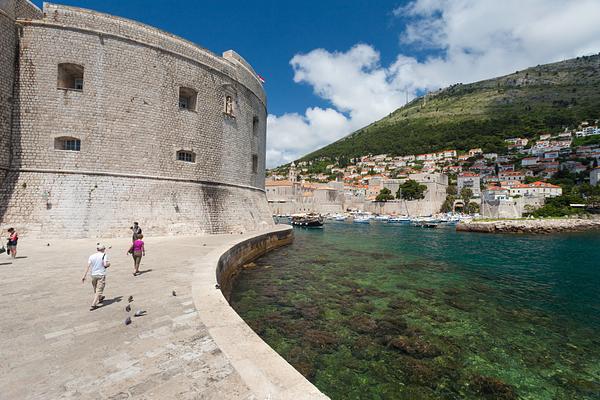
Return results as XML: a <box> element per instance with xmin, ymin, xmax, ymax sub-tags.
<box><xmin>130</xmin><ymin>222</ymin><xmax>142</xmax><ymax>242</ymax></box>
<box><xmin>6</xmin><ymin>228</ymin><xmax>18</xmax><ymax>259</ymax></box>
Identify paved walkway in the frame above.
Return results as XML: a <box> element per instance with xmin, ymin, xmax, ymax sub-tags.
<box><xmin>0</xmin><ymin>234</ymin><xmax>257</xmax><ymax>400</ymax></box>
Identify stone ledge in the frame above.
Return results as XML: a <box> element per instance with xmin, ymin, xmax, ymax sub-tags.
<box><xmin>9</xmin><ymin>167</ymin><xmax>266</xmax><ymax>193</ymax></box>
<box><xmin>192</xmin><ymin>225</ymin><xmax>330</xmax><ymax>400</ymax></box>
<box><xmin>457</xmin><ymin>217</ymin><xmax>600</xmax><ymax>234</ymax></box>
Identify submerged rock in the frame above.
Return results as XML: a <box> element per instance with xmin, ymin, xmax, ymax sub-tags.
<box><xmin>375</xmin><ymin>315</ymin><xmax>408</xmax><ymax>338</ymax></box>
<box><xmin>388</xmin><ymin>335</ymin><xmax>441</xmax><ymax>358</ymax></box>
<box><xmin>416</xmin><ymin>288</ymin><xmax>436</xmax><ymax>300</ymax></box>
<box><xmin>348</xmin><ymin>315</ymin><xmax>378</xmax><ymax>333</ymax></box>
<box><xmin>304</xmin><ymin>329</ymin><xmax>339</xmax><ymax>349</ymax></box>
<box><xmin>471</xmin><ymin>375</ymin><xmax>517</xmax><ymax>400</ymax></box>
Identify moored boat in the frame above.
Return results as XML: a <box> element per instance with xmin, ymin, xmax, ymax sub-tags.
<box><xmin>291</xmin><ymin>213</ymin><xmax>324</xmax><ymax>227</ymax></box>
<box><xmin>412</xmin><ymin>219</ymin><xmax>440</xmax><ymax>228</ymax></box>
<box><xmin>353</xmin><ymin>215</ymin><xmax>371</xmax><ymax>224</ymax></box>
<box><xmin>374</xmin><ymin>214</ymin><xmax>390</xmax><ymax>221</ymax></box>
<box><xmin>388</xmin><ymin>215</ymin><xmax>411</xmax><ymax>223</ymax></box>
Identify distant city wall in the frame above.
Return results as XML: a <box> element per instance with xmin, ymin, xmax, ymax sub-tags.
<box><xmin>481</xmin><ymin>196</ymin><xmax>545</xmax><ymax>219</ymax></box>
<box><xmin>0</xmin><ymin>2</ymin><xmax>273</xmax><ymax>237</ymax></box>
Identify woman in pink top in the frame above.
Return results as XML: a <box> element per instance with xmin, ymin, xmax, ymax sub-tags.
<box><xmin>128</xmin><ymin>234</ymin><xmax>145</xmax><ymax>276</ymax></box>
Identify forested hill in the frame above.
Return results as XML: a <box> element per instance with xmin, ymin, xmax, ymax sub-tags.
<box><xmin>299</xmin><ymin>53</ymin><xmax>600</xmax><ymax>162</ymax></box>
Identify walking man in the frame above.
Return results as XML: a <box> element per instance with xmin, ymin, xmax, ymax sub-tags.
<box><xmin>81</xmin><ymin>243</ymin><xmax>110</xmax><ymax>311</ymax></box>
<box><xmin>130</xmin><ymin>222</ymin><xmax>142</xmax><ymax>242</ymax></box>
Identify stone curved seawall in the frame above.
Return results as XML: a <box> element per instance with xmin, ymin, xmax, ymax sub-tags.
<box><xmin>457</xmin><ymin>218</ymin><xmax>600</xmax><ymax>234</ymax></box>
<box><xmin>192</xmin><ymin>225</ymin><xmax>330</xmax><ymax>400</ymax></box>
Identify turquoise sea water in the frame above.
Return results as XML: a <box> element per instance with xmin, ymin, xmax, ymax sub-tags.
<box><xmin>230</xmin><ymin>222</ymin><xmax>600</xmax><ymax>399</ymax></box>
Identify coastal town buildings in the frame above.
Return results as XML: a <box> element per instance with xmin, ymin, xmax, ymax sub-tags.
<box><xmin>508</xmin><ymin>182</ymin><xmax>562</xmax><ymax>197</ymax></box>
<box><xmin>457</xmin><ymin>173</ymin><xmax>481</xmax><ymax>197</ymax></box>
<box><xmin>268</xmin><ymin>118</ymin><xmax>600</xmax><ymax>218</ymax></box>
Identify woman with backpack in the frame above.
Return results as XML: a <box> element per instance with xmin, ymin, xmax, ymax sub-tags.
<box><xmin>128</xmin><ymin>233</ymin><xmax>145</xmax><ymax>276</ymax></box>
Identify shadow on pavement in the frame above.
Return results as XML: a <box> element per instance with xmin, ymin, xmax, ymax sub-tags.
<box><xmin>101</xmin><ymin>296</ymin><xmax>123</xmax><ymax>306</ymax></box>
<box><xmin>137</xmin><ymin>269</ymin><xmax>153</xmax><ymax>275</ymax></box>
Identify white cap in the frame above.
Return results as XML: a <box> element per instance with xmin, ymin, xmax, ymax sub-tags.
<box><xmin>96</xmin><ymin>243</ymin><xmax>106</xmax><ymax>251</ymax></box>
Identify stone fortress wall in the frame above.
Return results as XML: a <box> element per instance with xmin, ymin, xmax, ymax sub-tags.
<box><xmin>0</xmin><ymin>1</ymin><xmax>274</xmax><ymax>237</ymax></box>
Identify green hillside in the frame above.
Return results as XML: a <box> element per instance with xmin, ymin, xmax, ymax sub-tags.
<box><xmin>300</xmin><ymin>54</ymin><xmax>600</xmax><ymax>162</ymax></box>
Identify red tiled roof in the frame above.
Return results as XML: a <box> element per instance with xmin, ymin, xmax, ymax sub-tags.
<box><xmin>512</xmin><ymin>181</ymin><xmax>561</xmax><ymax>189</ymax></box>
<box><xmin>265</xmin><ymin>180</ymin><xmax>293</xmax><ymax>187</ymax></box>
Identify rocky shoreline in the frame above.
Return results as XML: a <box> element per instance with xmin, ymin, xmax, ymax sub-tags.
<box><xmin>456</xmin><ymin>217</ymin><xmax>600</xmax><ymax>234</ymax></box>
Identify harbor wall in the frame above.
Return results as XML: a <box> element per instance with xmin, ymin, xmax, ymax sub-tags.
<box><xmin>192</xmin><ymin>225</ymin><xmax>330</xmax><ymax>399</ymax></box>
<box><xmin>457</xmin><ymin>216</ymin><xmax>600</xmax><ymax>234</ymax></box>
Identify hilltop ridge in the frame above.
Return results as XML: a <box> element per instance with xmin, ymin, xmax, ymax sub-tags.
<box><xmin>297</xmin><ymin>53</ymin><xmax>600</xmax><ymax>164</ymax></box>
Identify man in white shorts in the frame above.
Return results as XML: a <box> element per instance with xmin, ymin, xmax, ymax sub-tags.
<box><xmin>81</xmin><ymin>243</ymin><xmax>110</xmax><ymax>311</ymax></box>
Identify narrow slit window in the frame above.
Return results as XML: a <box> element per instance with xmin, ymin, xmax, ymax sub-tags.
<box><xmin>252</xmin><ymin>116</ymin><xmax>259</xmax><ymax>136</ymax></box>
<box><xmin>179</xmin><ymin>87</ymin><xmax>197</xmax><ymax>111</ymax></box>
<box><xmin>177</xmin><ymin>150</ymin><xmax>195</xmax><ymax>163</ymax></box>
<box><xmin>57</xmin><ymin>63</ymin><xmax>84</xmax><ymax>90</ymax></box>
<box><xmin>252</xmin><ymin>154</ymin><xmax>258</xmax><ymax>174</ymax></box>
<box><xmin>55</xmin><ymin>137</ymin><xmax>81</xmax><ymax>151</ymax></box>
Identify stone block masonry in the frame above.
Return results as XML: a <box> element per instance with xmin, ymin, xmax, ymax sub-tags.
<box><xmin>0</xmin><ymin>1</ymin><xmax>273</xmax><ymax>237</ymax></box>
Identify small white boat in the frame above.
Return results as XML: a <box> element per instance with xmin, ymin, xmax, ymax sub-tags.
<box><xmin>353</xmin><ymin>216</ymin><xmax>371</xmax><ymax>224</ymax></box>
<box><xmin>412</xmin><ymin>220</ymin><xmax>440</xmax><ymax>228</ymax></box>
<box><xmin>334</xmin><ymin>214</ymin><xmax>347</xmax><ymax>221</ymax></box>
<box><xmin>388</xmin><ymin>215</ymin><xmax>411</xmax><ymax>223</ymax></box>
<box><xmin>374</xmin><ymin>214</ymin><xmax>390</xmax><ymax>221</ymax></box>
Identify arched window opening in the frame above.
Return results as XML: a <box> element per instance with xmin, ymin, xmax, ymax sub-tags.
<box><xmin>57</xmin><ymin>63</ymin><xmax>84</xmax><ymax>91</ymax></box>
<box><xmin>177</xmin><ymin>150</ymin><xmax>195</xmax><ymax>163</ymax></box>
<box><xmin>54</xmin><ymin>137</ymin><xmax>81</xmax><ymax>151</ymax></box>
<box><xmin>178</xmin><ymin>87</ymin><xmax>197</xmax><ymax>111</ymax></box>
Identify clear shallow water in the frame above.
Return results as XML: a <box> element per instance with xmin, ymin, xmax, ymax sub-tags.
<box><xmin>230</xmin><ymin>222</ymin><xmax>600</xmax><ymax>400</ymax></box>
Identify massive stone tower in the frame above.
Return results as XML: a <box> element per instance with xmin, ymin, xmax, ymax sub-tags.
<box><xmin>0</xmin><ymin>1</ymin><xmax>274</xmax><ymax>237</ymax></box>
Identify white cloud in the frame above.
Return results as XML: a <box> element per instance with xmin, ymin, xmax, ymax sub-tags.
<box><xmin>266</xmin><ymin>0</ymin><xmax>600</xmax><ymax>168</ymax></box>
<box><xmin>266</xmin><ymin>44</ymin><xmax>408</xmax><ymax>167</ymax></box>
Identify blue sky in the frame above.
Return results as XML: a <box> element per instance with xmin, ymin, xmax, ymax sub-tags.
<box><xmin>33</xmin><ymin>1</ymin><xmax>600</xmax><ymax>167</ymax></box>
<box><xmin>33</xmin><ymin>0</ymin><xmax>416</xmax><ymax>115</ymax></box>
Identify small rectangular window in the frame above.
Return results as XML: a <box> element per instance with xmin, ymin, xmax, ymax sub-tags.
<box><xmin>252</xmin><ymin>154</ymin><xmax>258</xmax><ymax>174</ymax></box>
<box><xmin>177</xmin><ymin>150</ymin><xmax>195</xmax><ymax>163</ymax></box>
<box><xmin>64</xmin><ymin>139</ymin><xmax>81</xmax><ymax>151</ymax></box>
<box><xmin>55</xmin><ymin>137</ymin><xmax>81</xmax><ymax>151</ymax></box>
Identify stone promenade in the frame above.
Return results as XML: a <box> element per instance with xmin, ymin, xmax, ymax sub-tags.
<box><xmin>0</xmin><ymin>234</ymin><xmax>256</xmax><ymax>400</ymax></box>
